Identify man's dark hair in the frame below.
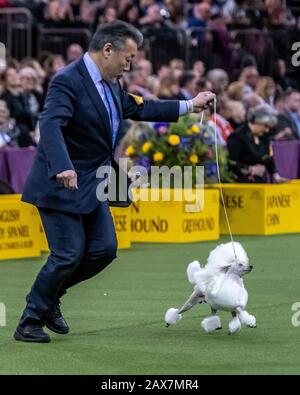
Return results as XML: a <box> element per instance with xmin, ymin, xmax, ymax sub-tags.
<box><xmin>89</xmin><ymin>21</ymin><xmax>143</xmax><ymax>52</ymax></box>
<box><xmin>179</xmin><ymin>71</ymin><xmax>196</xmax><ymax>88</ymax></box>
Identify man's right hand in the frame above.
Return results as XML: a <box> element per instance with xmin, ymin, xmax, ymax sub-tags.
<box><xmin>192</xmin><ymin>91</ymin><xmax>216</xmax><ymax>112</ymax></box>
<box><xmin>56</xmin><ymin>170</ymin><xmax>78</xmax><ymax>190</ymax></box>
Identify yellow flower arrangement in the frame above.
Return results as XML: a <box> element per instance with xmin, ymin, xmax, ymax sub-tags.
<box><xmin>125</xmin><ymin>145</ymin><xmax>135</xmax><ymax>156</ymax></box>
<box><xmin>189</xmin><ymin>154</ymin><xmax>199</xmax><ymax>164</ymax></box>
<box><xmin>168</xmin><ymin>134</ymin><xmax>180</xmax><ymax>146</ymax></box>
<box><xmin>153</xmin><ymin>152</ymin><xmax>164</xmax><ymax>162</ymax></box>
<box><xmin>142</xmin><ymin>141</ymin><xmax>152</xmax><ymax>153</ymax></box>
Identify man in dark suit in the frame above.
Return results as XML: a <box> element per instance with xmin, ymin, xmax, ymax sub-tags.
<box><xmin>14</xmin><ymin>21</ymin><xmax>215</xmax><ymax>343</ymax></box>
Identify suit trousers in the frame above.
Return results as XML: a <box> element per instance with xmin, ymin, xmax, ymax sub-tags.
<box><xmin>19</xmin><ymin>202</ymin><xmax>117</xmax><ymax>327</ymax></box>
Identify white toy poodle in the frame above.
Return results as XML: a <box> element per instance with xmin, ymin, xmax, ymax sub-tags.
<box><xmin>165</xmin><ymin>242</ymin><xmax>256</xmax><ymax>335</ymax></box>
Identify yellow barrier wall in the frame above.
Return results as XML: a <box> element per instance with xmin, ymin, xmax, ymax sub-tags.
<box><xmin>214</xmin><ymin>183</ymin><xmax>300</xmax><ymax>235</ymax></box>
<box><xmin>110</xmin><ymin>206</ymin><xmax>131</xmax><ymax>249</ymax></box>
<box><xmin>0</xmin><ymin>199</ymin><xmax>40</xmax><ymax>260</ymax></box>
<box><xmin>130</xmin><ymin>188</ymin><xmax>219</xmax><ymax>243</ymax></box>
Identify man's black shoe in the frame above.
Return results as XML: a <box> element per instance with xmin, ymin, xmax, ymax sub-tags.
<box><xmin>45</xmin><ymin>303</ymin><xmax>69</xmax><ymax>335</ymax></box>
<box><xmin>14</xmin><ymin>325</ymin><xmax>51</xmax><ymax>343</ymax></box>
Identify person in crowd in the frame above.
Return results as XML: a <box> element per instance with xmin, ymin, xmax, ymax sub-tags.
<box><xmin>42</xmin><ymin>54</ymin><xmax>66</xmax><ymax>94</ymax></box>
<box><xmin>0</xmin><ymin>100</ymin><xmax>20</xmax><ymax>148</ymax></box>
<box><xmin>226</xmin><ymin>100</ymin><xmax>246</xmax><ymax>129</ymax></box>
<box><xmin>206</xmin><ymin>68</ymin><xmax>229</xmax><ymax>95</ymax></box>
<box><xmin>274</xmin><ymin>90</ymin><xmax>300</xmax><ymax>139</ymax></box>
<box><xmin>19</xmin><ymin>67</ymin><xmax>43</xmax><ymax>127</ymax></box>
<box><xmin>157</xmin><ymin>75</ymin><xmax>180</xmax><ymax>99</ymax></box>
<box><xmin>169</xmin><ymin>58</ymin><xmax>185</xmax><ymax>79</ymax></box>
<box><xmin>273</xmin><ymin>58</ymin><xmax>298</xmax><ymax>91</ymax></box>
<box><xmin>255</xmin><ymin>76</ymin><xmax>277</xmax><ymax>107</ymax></box>
<box><xmin>192</xmin><ymin>60</ymin><xmax>205</xmax><ymax>80</ymax></box>
<box><xmin>227</xmin><ymin>106</ymin><xmax>285</xmax><ymax>183</ymax></box>
<box><xmin>66</xmin><ymin>44</ymin><xmax>84</xmax><ymax>64</ymax></box>
<box><xmin>178</xmin><ymin>71</ymin><xmax>198</xmax><ymax>100</ymax></box>
<box><xmin>0</xmin><ymin>68</ymin><xmax>35</xmax><ymax>147</ymax></box>
<box><xmin>208</xmin><ymin>97</ymin><xmax>234</xmax><ymax>145</ymax></box>
<box><xmin>239</xmin><ymin>66</ymin><xmax>260</xmax><ymax>92</ymax></box>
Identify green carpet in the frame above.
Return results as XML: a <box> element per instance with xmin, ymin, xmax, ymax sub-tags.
<box><xmin>0</xmin><ymin>235</ymin><xmax>300</xmax><ymax>375</ymax></box>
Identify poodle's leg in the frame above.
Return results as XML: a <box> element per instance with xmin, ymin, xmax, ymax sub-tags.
<box><xmin>201</xmin><ymin>307</ymin><xmax>222</xmax><ymax>332</ymax></box>
<box><xmin>228</xmin><ymin>311</ymin><xmax>241</xmax><ymax>335</ymax></box>
<box><xmin>178</xmin><ymin>289</ymin><xmax>205</xmax><ymax>314</ymax></box>
<box><xmin>236</xmin><ymin>307</ymin><xmax>256</xmax><ymax>328</ymax></box>
<box><xmin>165</xmin><ymin>289</ymin><xmax>204</xmax><ymax>327</ymax></box>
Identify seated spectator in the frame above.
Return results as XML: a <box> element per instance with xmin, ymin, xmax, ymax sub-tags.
<box><xmin>0</xmin><ymin>68</ymin><xmax>35</xmax><ymax>147</ymax></box>
<box><xmin>227</xmin><ymin>106</ymin><xmax>284</xmax><ymax>183</ymax></box>
<box><xmin>273</xmin><ymin>58</ymin><xmax>298</xmax><ymax>91</ymax></box>
<box><xmin>43</xmin><ymin>0</ymin><xmax>73</xmax><ymax>28</ymax></box>
<box><xmin>206</xmin><ymin>68</ymin><xmax>229</xmax><ymax>95</ymax></box>
<box><xmin>227</xmin><ymin>100</ymin><xmax>246</xmax><ymax>129</ymax></box>
<box><xmin>42</xmin><ymin>54</ymin><xmax>66</xmax><ymax>94</ymax></box>
<box><xmin>239</xmin><ymin>66</ymin><xmax>260</xmax><ymax>92</ymax></box>
<box><xmin>164</xmin><ymin>0</ymin><xmax>186</xmax><ymax>29</ymax></box>
<box><xmin>188</xmin><ymin>2</ymin><xmax>211</xmax><ymax>29</ymax></box>
<box><xmin>255</xmin><ymin>76</ymin><xmax>277</xmax><ymax>107</ymax></box>
<box><xmin>66</xmin><ymin>44</ymin><xmax>84</xmax><ymax>64</ymax></box>
<box><xmin>121</xmin><ymin>4</ymin><xmax>142</xmax><ymax>28</ymax></box>
<box><xmin>20</xmin><ymin>58</ymin><xmax>46</xmax><ymax>95</ymax></box>
<box><xmin>19</xmin><ymin>67</ymin><xmax>43</xmax><ymax>126</ymax></box>
<box><xmin>274</xmin><ymin>90</ymin><xmax>300</xmax><ymax>140</ymax></box>
<box><xmin>178</xmin><ymin>71</ymin><xmax>197</xmax><ymax>100</ymax></box>
<box><xmin>0</xmin><ymin>100</ymin><xmax>20</xmax><ymax>148</ymax></box>
<box><xmin>227</xmin><ymin>81</ymin><xmax>248</xmax><ymax>101</ymax></box>
<box><xmin>196</xmin><ymin>77</ymin><xmax>213</xmax><ymax>93</ymax></box>
<box><xmin>207</xmin><ymin>97</ymin><xmax>234</xmax><ymax>146</ymax></box>
<box><xmin>157</xmin><ymin>76</ymin><xmax>180</xmax><ymax>99</ymax></box>
<box><xmin>169</xmin><ymin>58</ymin><xmax>185</xmax><ymax>80</ymax></box>
<box><xmin>192</xmin><ymin>60</ymin><xmax>205</xmax><ymax>79</ymax></box>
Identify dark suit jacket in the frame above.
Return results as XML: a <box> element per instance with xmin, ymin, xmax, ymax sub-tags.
<box><xmin>22</xmin><ymin>58</ymin><xmax>179</xmax><ymax>213</ymax></box>
<box><xmin>227</xmin><ymin>123</ymin><xmax>276</xmax><ymax>182</ymax></box>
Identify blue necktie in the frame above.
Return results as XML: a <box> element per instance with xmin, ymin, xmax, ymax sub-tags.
<box><xmin>101</xmin><ymin>80</ymin><xmax>116</xmax><ymax>146</ymax></box>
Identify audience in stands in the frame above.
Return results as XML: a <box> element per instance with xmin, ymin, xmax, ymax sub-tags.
<box><xmin>0</xmin><ymin>0</ymin><xmax>300</xmax><ymax>185</ymax></box>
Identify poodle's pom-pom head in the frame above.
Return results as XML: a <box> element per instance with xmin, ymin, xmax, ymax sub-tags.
<box><xmin>201</xmin><ymin>316</ymin><xmax>222</xmax><ymax>332</ymax></box>
<box><xmin>187</xmin><ymin>260</ymin><xmax>201</xmax><ymax>284</ymax></box>
<box><xmin>207</xmin><ymin>242</ymin><xmax>249</xmax><ymax>271</ymax></box>
<box><xmin>165</xmin><ymin>308</ymin><xmax>182</xmax><ymax>326</ymax></box>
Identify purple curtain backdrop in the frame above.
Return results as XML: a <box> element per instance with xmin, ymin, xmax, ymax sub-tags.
<box><xmin>0</xmin><ymin>148</ymin><xmax>36</xmax><ymax>193</ymax></box>
<box><xmin>0</xmin><ymin>142</ymin><xmax>299</xmax><ymax>194</ymax></box>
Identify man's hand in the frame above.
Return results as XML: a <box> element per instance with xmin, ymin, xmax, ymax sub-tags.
<box><xmin>56</xmin><ymin>170</ymin><xmax>78</xmax><ymax>190</ymax></box>
<box><xmin>192</xmin><ymin>91</ymin><xmax>216</xmax><ymax>113</ymax></box>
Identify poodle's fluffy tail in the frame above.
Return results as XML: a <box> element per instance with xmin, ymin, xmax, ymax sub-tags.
<box><xmin>187</xmin><ymin>260</ymin><xmax>201</xmax><ymax>285</ymax></box>
<box><xmin>187</xmin><ymin>260</ymin><xmax>211</xmax><ymax>295</ymax></box>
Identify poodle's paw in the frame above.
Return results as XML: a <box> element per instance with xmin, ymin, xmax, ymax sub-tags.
<box><xmin>165</xmin><ymin>308</ymin><xmax>182</xmax><ymax>327</ymax></box>
<box><xmin>228</xmin><ymin>317</ymin><xmax>241</xmax><ymax>335</ymax></box>
<box><xmin>238</xmin><ymin>311</ymin><xmax>256</xmax><ymax>328</ymax></box>
<box><xmin>201</xmin><ymin>316</ymin><xmax>222</xmax><ymax>333</ymax></box>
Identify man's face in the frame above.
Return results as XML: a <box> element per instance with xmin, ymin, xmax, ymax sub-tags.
<box><xmin>287</xmin><ymin>93</ymin><xmax>300</xmax><ymax>113</ymax></box>
<box><xmin>106</xmin><ymin>38</ymin><xmax>138</xmax><ymax>79</ymax></box>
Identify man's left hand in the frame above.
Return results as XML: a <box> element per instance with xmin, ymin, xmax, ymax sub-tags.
<box><xmin>192</xmin><ymin>91</ymin><xmax>216</xmax><ymax>113</ymax></box>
